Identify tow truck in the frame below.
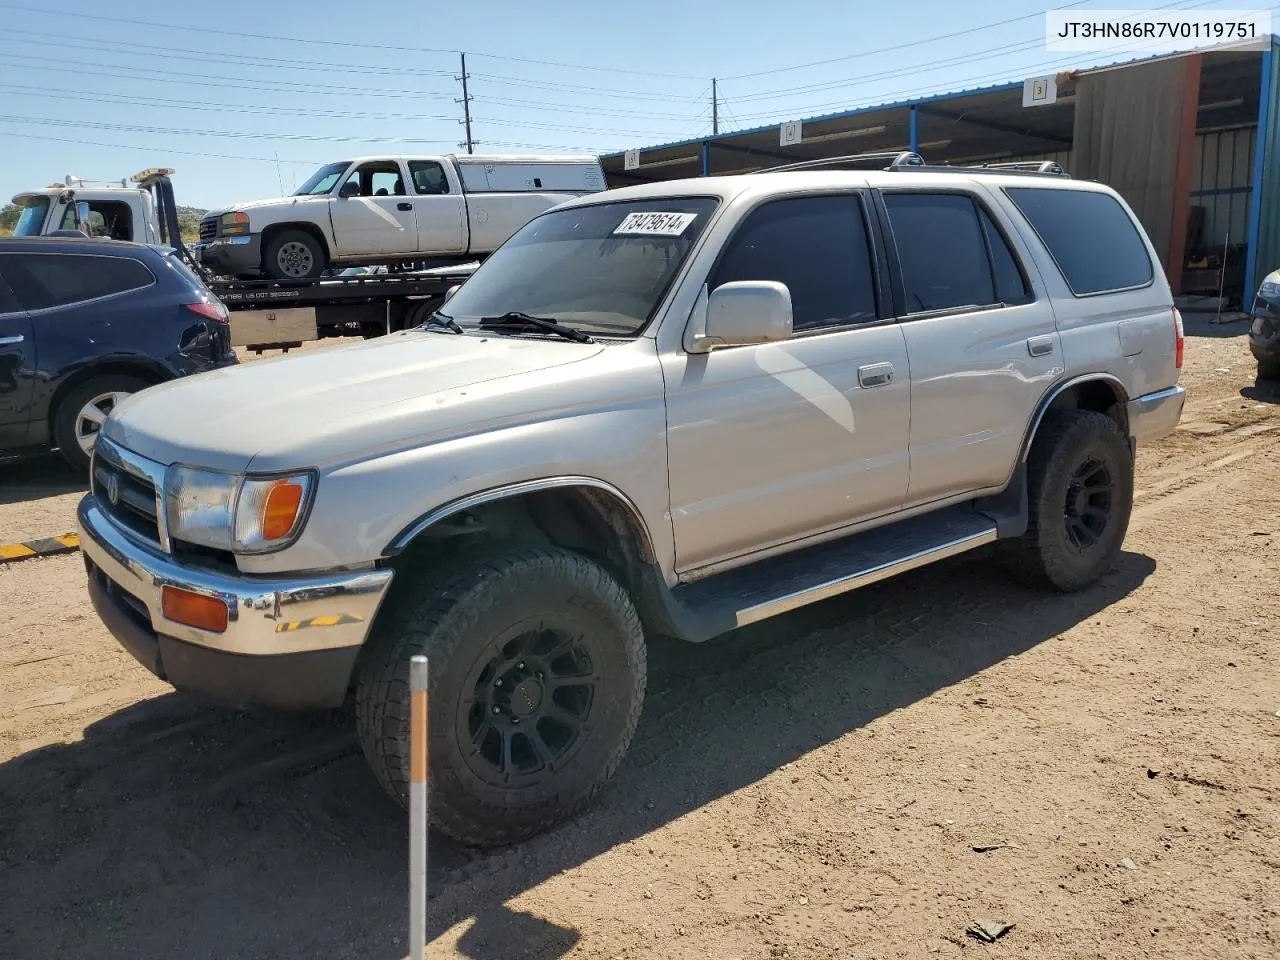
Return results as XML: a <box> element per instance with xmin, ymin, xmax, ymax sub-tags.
<box><xmin>9</xmin><ymin>169</ymin><xmax>474</xmax><ymax>351</ymax></box>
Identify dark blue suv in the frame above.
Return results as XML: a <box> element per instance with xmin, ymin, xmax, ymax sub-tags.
<box><xmin>0</xmin><ymin>236</ymin><xmax>237</xmax><ymax>472</ymax></box>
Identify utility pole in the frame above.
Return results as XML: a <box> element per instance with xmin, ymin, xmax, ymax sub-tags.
<box><xmin>457</xmin><ymin>52</ymin><xmax>475</xmax><ymax>154</ymax></box>
<box><xmin>711</xmin><ymin>77</ymin><xmax>719</xmax><ymax>135</ymax></box>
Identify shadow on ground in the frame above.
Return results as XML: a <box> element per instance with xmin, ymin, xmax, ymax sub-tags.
<box><xmin>0</xmin><ymin>548</ymin><xmax>1156</xmax><ymax>960</ymax></box>
<box><xmin>1180</xmin><ymin>310</ymin><xmax>1252</xmax><ymax>340</ymax></box>
<box><xmin>0</xmin><ymin>450</ymin><xmax>86</xmax><ymax>507</ymax></box>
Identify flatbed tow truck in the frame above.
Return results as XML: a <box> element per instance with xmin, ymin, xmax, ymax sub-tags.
<box><xmin>11</xmin><ymin>168</ymin><xmax>475</xmax><ymax>351</ymax></box>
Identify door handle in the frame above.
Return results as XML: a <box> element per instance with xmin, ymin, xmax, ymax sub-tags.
<box><xmin>1027</xmin><ymin>335</ymin><xmax>1055</xmax><ymax>357</ymax></box>
<box><xmin>857</xmin><ymin>361</ymin><xmax>895</xmax><ymax>388</ymax></box>
<box><xmin>396</xmin><ymin>202</ymin><xmax>413</xmax><ymax>211</ymax></box>
<box><xmin>0</xmin><ymin>335</ymin><xmax>24</xmax><ymax>346</ymax></box>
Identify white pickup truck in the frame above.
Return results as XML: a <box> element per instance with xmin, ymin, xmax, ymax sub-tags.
<box><xmin>195</xmin><ymin>154</ymin><xmax>606</xmax><ymax>280</ymax></box>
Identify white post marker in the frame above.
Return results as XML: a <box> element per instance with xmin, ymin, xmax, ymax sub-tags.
<box><xmin>409</xmin><ymin>654</ymin><xmax>429</xmax><ymax>960</ymax></box>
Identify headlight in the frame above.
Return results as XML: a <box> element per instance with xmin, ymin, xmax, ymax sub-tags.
<box><xmin>165</xmin><ymin>466</ymin><xmax>314</xmax><ymax>553</ymax></box>
<box><xmin>1260</xmin><ymin>280</ymin><xmax>1280</xmax><ymax>299</ymax></box>
<box><xmin>219</xmin><ymin>211</ymin><xmax>250</xmax><ymax>236</ymax></box>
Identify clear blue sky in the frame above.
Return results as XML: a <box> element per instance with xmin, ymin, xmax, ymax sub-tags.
<box><xmin>0</xmin><ymin>0</ymin><xmax>1244</xmax><ymax>209</ymax></box>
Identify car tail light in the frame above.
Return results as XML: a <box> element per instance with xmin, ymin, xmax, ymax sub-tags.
<box><xmin>187</xmin><ymin>299</ymin><xmax>229</xmax><ymax>325</ymax></box>
<box><xmin>1172</xmin><ymin>306</ymin><xmax>1184</xmax><ymax>369</ymax></box>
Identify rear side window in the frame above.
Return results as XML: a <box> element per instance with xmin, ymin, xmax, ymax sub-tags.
<box><xmin>409</xmin><ymin>161</ymin><xmax>450</xmax><ymax>195</ymax></box>
<box><xmin>884</xmin><ymin>193</ymin><xmax>995</xmax><ymax>313</ymax></box>
<box><xmin>1005</xmin><ymin>187</ymin><xmax>1154</xmax><ymax>295</ymax></box>
<box><xmin>0</xmin><ymin>253</ymin><xmax>155</xmax><ymax>310</ymax></box>
<box><xmin>979</xmin><ymin>208</ymin><xmax>1031</xmax><ymax>304</ymax></box>
<box><xmin>710</xmin><ymin>195</ymin><xmax>878</xmax><ymax>331</ymax></box>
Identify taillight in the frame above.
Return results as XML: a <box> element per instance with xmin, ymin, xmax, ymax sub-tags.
<box><xmin>187</xmin><ymin>299</ymin><xmax>229</xmax><ymax>324</ymax></box>
<box><xmin>1172</xmin><ymin>306</ymin><xmax>1184</xmax><ymax>369</ymax></box>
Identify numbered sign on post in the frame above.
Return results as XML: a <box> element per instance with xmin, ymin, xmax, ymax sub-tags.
<box><xmin>780</xmin><ymin>120</ymin><xmax>803</xmax><ymax>147</ymax></box>
<box><xmin>623</xmin><ymin>149</ymin><xmax>641</xmax><ymax>171</ymax></box>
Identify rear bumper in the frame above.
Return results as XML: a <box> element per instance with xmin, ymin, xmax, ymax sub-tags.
<box><xmin>1128</xmin><ymin>385</ymin><xmax>1186</xmax><ymax>446</ymax></box>
<box><xmin>78</xmin><ymin>495</ymin><xmax>394</xmax><ymax>709</ymax></box>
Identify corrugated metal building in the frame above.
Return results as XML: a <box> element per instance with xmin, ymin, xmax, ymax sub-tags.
<box><xmin>600</xmin><ymin>40</ymin><xmax>1280</xmax><ymax>303</ymax></box>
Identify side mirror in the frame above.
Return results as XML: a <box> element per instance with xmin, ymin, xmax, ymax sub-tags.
<box><xmin>338</xmin><ymin>181</ymin><xmax>360</xmax><ymax>199</ymax></box>
<box><xmin>74</xmin><ymin>201</ymin><xmax>91</xmax><ymax>225</ymax></box>
<box><xmin>693</xmin><ymin>281</ymin><xmax>793</xmax><ymax>352</ymax></box>
<box><xmin>443</xmin><ymin>284</ymin><xmax>461</xmax><ymax>302</ymax></box>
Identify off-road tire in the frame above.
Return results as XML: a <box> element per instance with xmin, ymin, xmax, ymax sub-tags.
<box><xmin>263</xmin><ymin>229</ymin><xmax>325</xmax><ymax>280</ymax></box>
<box><xmin>355</xmin><ymin>546</ymin><xmax>647</xmax><ymax>847</ymax></box>
<box><xmin>1257</xmin><ymin>358</ymin><xmax>1280</xmax><ymax>381</ymax></box>
<box><xmin>53</xmin><ymin>374</ymin><xmax>149</xmax><ymax>475</ymax></box>
<box><xmin>998</xmin><ymin>410</ymin><xmax>1133</xmax><ymax>592</ymax></box>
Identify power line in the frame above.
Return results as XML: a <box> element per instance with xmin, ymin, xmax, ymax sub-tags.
<box><xmin>726</xmin><ymin>0</ymin><xmax>1233</xmax><ymax>124</ymax></box>
<box><xmin>0</xmin><ymin>116</ymin><xmax>607</xmax><ymax>153</ymax></box>
<box><xmin>721</xmin><ymin>0</ymin><xmax>1095</xmax><ymax>80</ymax></box>
<box><xmin>7</xmin><ymin>27</ymin><xmax>705</xmax><ymax>104</ymax></box>
<box><xmin>0</xmin><ymin>85</ymin><xmax>673</xmax><ymax>137</ymax></box>
<box><xmin>725</xmin><ymin>0</ymin><xmax>1208</xmax><ymax>104</ymax></box>
<box><xmin>0</xmin><ymin>130</ymin><xmax>326</xmax><ymax>166</ymax></box>
<box><xmin>0</xmin><ymin>2</ymin><xmax>705</xmax><ymax>80</ymax></box>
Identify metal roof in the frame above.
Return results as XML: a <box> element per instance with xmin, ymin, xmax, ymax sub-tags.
<box><xmin>601</xmin><ymin>39</ymin><xmax>1272</xmax><ymax>185</ymax></box>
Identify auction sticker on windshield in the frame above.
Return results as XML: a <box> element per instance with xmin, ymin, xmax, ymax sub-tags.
<box><xmin>613</xmin><ymin>211</ymin><xmax>698</xmax><ymax>236</ymax></box>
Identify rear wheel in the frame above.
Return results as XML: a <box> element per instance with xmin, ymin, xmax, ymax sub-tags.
<box><xmin>356</xmin><ymin>546</ymin><xmax>647</xmax><ymax>847</ymax></box>
<box><xmin>53</xmin><ymin>374</ymin><xmax>149</xmax><ymax>475</ymax></box>
<box><xmin>263</xmin><ymin>229</ymin><xmax>325</xmax><ymax>280</ymax></box>
<box><xmin>998</xmin><ymin>410</ymin><xmax>1133</xmax><ymax>592</ymax></box>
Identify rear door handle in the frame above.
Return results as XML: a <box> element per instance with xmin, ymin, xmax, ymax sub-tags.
<box><xmin>1027</xmin><ymin>335</ymin><xmax>1055</xmax><ymax>357</ymax></box>
<box><xmin>396</xmin><ymin>202</ymin><xmax>413</xmax><ymax>211</ymax></box>
<box><xmin>857</xmin><ymin>361</ymin><xmax>895</xmax><ymax>388</ymax></box>
<box><xmin>0</xmin><ymin>335</ymin><xmax>24</xmax><ymax>346</ymax></box>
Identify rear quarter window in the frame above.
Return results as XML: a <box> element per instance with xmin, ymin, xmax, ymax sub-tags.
<box><xmin>1005</xmin><ymin>187</ymin><xmax>1154</xmax><ymax>296</ymax></box>
<box><xmin>0</xmin><ymin>252</ymin><xmax>155</xmax><ymax>311</ymax></box>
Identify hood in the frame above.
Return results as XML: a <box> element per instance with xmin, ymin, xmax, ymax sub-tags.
<box><xmin>215</xmin><ymin>196</ymin><xmax>322</xmax><ymax>216</ymax></box>
<box><xmin>103</xmin><ymin>331</ymin><xmax>605</xmax><ymax>473</ymax></box>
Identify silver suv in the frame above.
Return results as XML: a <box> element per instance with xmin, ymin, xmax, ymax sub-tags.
<box><xmin>77</xmin><ymin>154</ymin><xmax>1185</xmax><ymax>847</ymax></box>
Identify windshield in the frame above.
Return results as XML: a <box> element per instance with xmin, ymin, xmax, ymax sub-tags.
<box><xmin>444</xmin><ymin>197</ymin><xmax>719</xmax><ymax>336</ymax></box>
<box><xmin>12</xmin><ymin>197</ymin><xmax>50</xmax><ymax>236</ymax></box>
<box><xmin>294</xmin><ymin>161</ymin><xmax>350</xmax><ymax>196</ymax></box>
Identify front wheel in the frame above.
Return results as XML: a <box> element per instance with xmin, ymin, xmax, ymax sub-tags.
<box><xmin>53</xmin><ymin>374</ymin><xmax>149</xmax><ymax>475</ymax></box>
<box><xmin>356</xmin><ymin>546</ymin><xmax>647</xmax><ymax>847</ymax></box>
<box><xmin>998</xmin><ymin>410</ymin><xmax>1134</xmax><ymax>592</ymax></box>
<box><xmin>263</xmin><ymin>230</ymin><xmax>325</xmax><ymax>280</ymax></box>
<box><xmin>1257</xmin><ymin>358</ymin><xmax>1280</xmax><ymax>381</ymax></box>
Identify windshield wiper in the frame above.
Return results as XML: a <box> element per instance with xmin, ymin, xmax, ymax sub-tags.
<box><xmin>424</xmin><ymin>310</ymin><xmax>464</xmax><ymax>334</ymax></box>
<box><xmin>478</xmin><ymin>312</ymin><xmax>594</xmax><ymax>344</ymax></box>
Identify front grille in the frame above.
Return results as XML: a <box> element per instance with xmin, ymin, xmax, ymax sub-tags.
<box><xmin>198</xmin><ymin>217</ymin><xmax>218</xmax><ymax>243</ymax></box>
<box><xmin>93</xmin><ymin>454</ymin><xmax>163</xmax><ymax>548</ymax></box>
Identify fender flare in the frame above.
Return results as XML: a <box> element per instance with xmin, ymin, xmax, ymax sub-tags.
<box><xmin>383</xmin><ymin>475</ymin><xmax>658</xmax><ymax>562</ymax></box>
<box><xmin>1018</xmin><ymin>373</ymin><xmax>1129</xmax><ymax>463</ymax></box>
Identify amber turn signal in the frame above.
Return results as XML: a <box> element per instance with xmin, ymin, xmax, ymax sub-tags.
<box><xmin>261</xmin><ymin>480</ymin><xmax>305</xmax><ymax>540</ymax></box>
<box><xmin>161</xmin><ymin>585</ymin><xmax>229</xmax><ymax>633</ymax></box>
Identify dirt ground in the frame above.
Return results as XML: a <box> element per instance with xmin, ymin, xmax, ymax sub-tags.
<box><xmin>0</xmin><ymin>318</ymin><xmax>1276</xmax><ymax>960</ymax></box>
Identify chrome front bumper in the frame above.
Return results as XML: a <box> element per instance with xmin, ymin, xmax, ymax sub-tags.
<box><xmin>1127</xmin><ymin>384</ymin><xmax>1186</xmax><ymax>445</ymax></box>
<box><xmin>78</xmin><ymin>495</ymin><xmax>394</xmax><ymax>708</ymax></box>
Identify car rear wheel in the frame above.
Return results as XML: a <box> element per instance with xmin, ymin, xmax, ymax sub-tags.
<box><xmin>53</xmin><ymin>375</ymin><xmax>149</xmax><ymax>475</ymax></box>
<box><xmin>263</xmin><ymin>230</ymin><xmax>325</xmax><ymax>280</ymax></box>
<box><xmin>998</xmin><ymin>410</ymin><xmax>1133</xmax><ymax>592</ymax></box>
<box><xmin>355</xmin><ymin>546</ymin><xmax>647</xmax><ymax>847</ymax></box>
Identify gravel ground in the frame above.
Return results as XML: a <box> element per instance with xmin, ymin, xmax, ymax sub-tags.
<box><xmin>0</xmin><ymin>316</ymin><xmax>1276</xmax><ymax>960</ymax></box>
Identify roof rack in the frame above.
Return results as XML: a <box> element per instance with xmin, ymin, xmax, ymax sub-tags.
<box><xmin>751</xmin><ymin>151</ymin><xmax>926</xmax><ymax>174</ymax></box>
<box><xmin>888</xmin><ymin>160</ymin><xmax>1070</xmax><ymax>179</ymax></box>
<box><xmin>981</xmin><ymin>160</ymin><xmax>1068</xmax><ymax>176</ymax></box>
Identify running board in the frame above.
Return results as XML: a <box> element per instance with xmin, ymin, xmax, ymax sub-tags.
<box><xmin>663</xmin><ymin>505</ymin><xmax>998</xmax><ymax>642</ymax></box>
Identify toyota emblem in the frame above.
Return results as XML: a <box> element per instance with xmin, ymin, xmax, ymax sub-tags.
<box><xmin>105</xmin><ymin>473</ymin><xmax>120</xmax><ymax>506</ymax></box>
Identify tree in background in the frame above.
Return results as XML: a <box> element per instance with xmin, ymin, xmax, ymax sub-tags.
<box><xmin>0</xmin><ymin>204</ymin><xmax>19</xmax><ymax>237</ymax></box>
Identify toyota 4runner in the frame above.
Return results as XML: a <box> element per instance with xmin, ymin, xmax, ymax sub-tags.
<box><xmin>77</xmin><ymin>155</ymin><xmax>1186</xmax><ymax>847</ymax></box>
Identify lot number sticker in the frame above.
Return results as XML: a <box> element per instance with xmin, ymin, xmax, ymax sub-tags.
<box><xmin>613</xmin><ymin>211</ymin><xmax>698</xmax><ymax>236</ymax></box>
